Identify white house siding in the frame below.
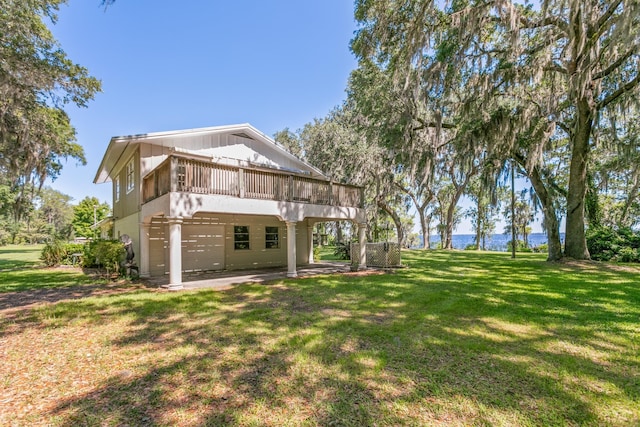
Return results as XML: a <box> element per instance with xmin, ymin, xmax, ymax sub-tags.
<box><xmin>140</xmin><ymin>143</ymin><xmax>170</xmax><ymax>177</ymax></box>
<box><xmin>114</xmin><ymin>212</ymin><xmax>141</xmax><ymax>264</ymax></box>
<box><xmin>145</xmin><ymin>214</ymin><xmax>307</xmax><ymax>276</ymax></box>
<box><xmin>113</xmin><ymin>151</ymin><xmax>141</xmax><ymax>221</ymax></box>
<box><xmin>223</xmin><ymin>216</ymin><xmax>307</xmax><ymax>270</ymax></box>
<box><xmin>138</xmin><ymin>133</ymin><xmax>308</xmax><ymax>178</ymax></box>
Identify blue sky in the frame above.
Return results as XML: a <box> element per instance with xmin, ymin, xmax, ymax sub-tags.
<box><xmin>47</xmin><ymin>0</ymin><xmax>357</xmax><ymax>205</ymax></box>
<box><xmin>47</xmin><ymin>1</ymin><xmax>542</xmax><ymax>236</ymax></box>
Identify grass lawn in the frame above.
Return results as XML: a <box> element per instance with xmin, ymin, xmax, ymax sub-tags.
<box><xmin>0</xmin><ymin>249</ymin><xmax>639</xmax><ymax>426</ymax></box>
<box><xmin>317</xmin><ymin>245</ymin><xmax>350</xmax><ymax>262</ymax></box>
<box><xmin>0</xmin><ymin>245</ymin><xmax>97</xmax><ymax>293</ymax></box>
<box><xmin>0</xmin><ymin>244</ymin><xmax>44</xmax><ymax>270</ymax></box>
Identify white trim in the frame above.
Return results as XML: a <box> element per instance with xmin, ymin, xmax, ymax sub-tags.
<box><xmin>126</xmin><ymin>159</ymin><xmax>135</xmax><ymax>194</ymax></box>
<box><xmin>94</xmin><ymin>123</ymin><xmax>327</xmax><ymax>184</ymax></box>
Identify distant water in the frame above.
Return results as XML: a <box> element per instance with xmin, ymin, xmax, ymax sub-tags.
<box><xmin>417</xmin><ymin>233</ymin><xmax>562</xmax><ymax>251</ymax></box>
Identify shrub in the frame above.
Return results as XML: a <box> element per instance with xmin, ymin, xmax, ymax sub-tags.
<box><xmin>333</xmin><ymin>242</ymin><xmax>351</xmax><ymax>260</ymax></box>
<box><xmin>587</xmin><ymin>226</ymin><xmax>640</xmax><ymax>262</ymax></box>
<box><xmin>533</xmin><ymin>243</ymin><xmax>548</xmax><ymax>253</ymax></box>
<box><xmin>507</xmin><ymin>239</ymin><xmax>532</xmax><ymax>253</ymax></box>
<box><xmin>83</xmin><ymin>240</ymin><xmax>126</xmax><ymax>274</ymax></box>
<box><xmin>41</xmin><ymin>240</ymin><xmax>66</xmax><ymax>266</ymax></box>
<box><xmin>62</xmin><ymin>243</ymin><xmax>86</xmax><ymax>265</ymax></box>
<box><xmin>617</xmin><ymin>247</ymin><xmax>639</xmax><ymax>263</ymax></box>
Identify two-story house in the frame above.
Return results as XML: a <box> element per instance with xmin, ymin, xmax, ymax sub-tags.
<box><xmin>93</xmin><ymin>123</ymin><xmax>367</xmax><ymax>289</ymax></box>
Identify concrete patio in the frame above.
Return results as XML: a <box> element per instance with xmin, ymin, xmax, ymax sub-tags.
<box><xmin>144</xmin><ymin>261</ymin><xmax>354</xmax><ymax>291</ymax></box>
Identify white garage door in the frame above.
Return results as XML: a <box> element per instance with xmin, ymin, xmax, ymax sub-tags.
<box><xmin>149</xmin><ymin>222</ymin><xmax>168</xmax><ymax>276</ymax></box>
<box><xmin>182</xmin><ymin>225</ymin><xmax>225</xmax><ymax>272</ymax></box>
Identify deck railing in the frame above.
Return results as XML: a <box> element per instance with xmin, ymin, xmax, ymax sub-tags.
<box><xmin>142</xmin><ymin>156</ymin><xmax>363</xmax><ymax>208</ymax></box>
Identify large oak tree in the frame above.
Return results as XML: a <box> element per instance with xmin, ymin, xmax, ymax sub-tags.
<box><xmin>352</xmin><ymin>0</ymin><xmax>639</xmax><ymax>260</ymax></box>
<box><xmin>0</xmin><ymin>0</ymin><xmax>101</xmax><ymax>219</ymax></box>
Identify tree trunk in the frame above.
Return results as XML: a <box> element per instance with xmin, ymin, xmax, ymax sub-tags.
<box><xmin>445</xmin><ymin>202</ymin><xmax>455</xmax><ymax>249</ymax></box>
<box><xmin>417</xmin><ymin>208</ymin><xmax>430</xmax><ymax>250</ymax></box>
<box><xmin>424</xmin><ymin>217</ymin><xmax>432</xmax><ymax>250</ymax></box>
<box><xmin>376</xmin><ymin>199</ymin><xmax>404</xmax><ymax>246</ymax></box>
<box><xmin>619</xmin><ymin>173</ymin><xmax>639</xmax><ymax>227</ymax></box>
<box><xmin>527</xmin><ymin>163</ymin><xmax>563</xmax><ymax>261</ymax></box>
<box><xmin>444</xmin><ymin>187</ymin><xmax>465</xmax><ymax>249</ymax></box>
<box><xmin>565</xmin><ymin>101</ymin><xmax>592</xmax><ymax>259</ymax></box>
<box><xmin>474</xmin><ymin>201</ymin><xmax>482</xmax><ymax>250</ymax></box>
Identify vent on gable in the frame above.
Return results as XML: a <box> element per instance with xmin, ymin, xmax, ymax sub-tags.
<box><xmin>232</xmin><ymin>132</ymin><xmax>254</xmax><ymax>140</ymax></box>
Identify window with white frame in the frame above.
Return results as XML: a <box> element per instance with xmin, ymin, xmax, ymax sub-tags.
<box><xmin>115</xmin><ymin>176</ymin><xmax>120</xmax><ymax>201</ymax></box>
<box><xmin>126</xmin><ymin>159</ymin><xmax>135</xmax><ymax>193</ymax></box>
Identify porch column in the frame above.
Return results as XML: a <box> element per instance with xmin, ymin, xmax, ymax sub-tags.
<box><xmin>167</xmin><ymin>217</ymin><xmax>183</xmax><ymax>290</ymax></box>
<box><xmin>139</xmin><ymin>222</ymin><xmax>151</xmax><ymax>278</ymax></box>
<box><xmin>358</xmin><ymin>222</ymin><xmax>367</xmax><ymax>270</ymax></box>
<box><xmin>286</xmin><ymin>221</ymin><xmax>298</xmax><ymax>278</ymax></box>
<box><xmin>307</xmin><ymin>224</ymin><xmax>314</xmax><ymax>264</ymax></box>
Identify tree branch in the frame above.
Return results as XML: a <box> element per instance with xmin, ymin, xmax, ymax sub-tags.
<box><xmin>519</xmin><ymin>15</ymin><xmax>569</xmax><ymax>35</ymax></box>
<box><xmin>595</xmin><ymin>0</ymin><xmax>624</xmax><ymax>38</ymax></box>
<box><xmin>414</xmin><ymin>117</ymin><xmax>456</xmax><ymax>130</ymax></box>
<box><xmin>544</xmin><ymin>64</ymin><xmax>569</xmax><ymax>75</ymax></box>
<box><xmin>594</xmin><ymin>47</ymin><xmax>637</xmax><ymax>80</ymax></box>
<box><xmin>598</xmin><ymin>72</ymin><xmax>640</xmax><ymax>109</ymax></box>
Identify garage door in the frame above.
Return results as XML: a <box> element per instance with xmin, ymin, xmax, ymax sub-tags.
<box><xmin>149</xmin><ymin>222</ymin><xmax>168</xmax><ymax>276</ymax></box>
<box><xmin>182</xmin><ymin>224</ymin><xmax>225</xmax><ymax>272</ymax></box>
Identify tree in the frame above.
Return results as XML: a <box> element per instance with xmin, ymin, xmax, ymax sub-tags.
<box><xmin>352</xmin><ymin>0</ymin><xmax>640</xmax><ymax>260</ymax></box>
<box><xmin>273</xmin><ymin>128</ymin><xmax>304</xmax><ymax>159</ymax></box>
<box><xmin>35</xmin><ymin>187</ymin><xmax>74</xmax><ymax>240</ymax></box>
<box><xmin>466</xmin><ymin>176</ymin><xmax>503</xmax><ymax>250</ymax></box>
<box><xmin>504</xmin><ymin>191</ymin><xmax>537</xmax><ymax>249</ymax></box>
<box><xmin>277</xmin><ymin>105</ymin><xmax>412</xmax><ymax>246</ymax></box>
<box><xmin>72</xmin><ymin>197</ymin><xmax>110</xmax><ymax>239</ymax></box>
<box><xmin>0</xmin><ymin>0</ymin><xmax>101</xmax><ymax>210</ymax></box>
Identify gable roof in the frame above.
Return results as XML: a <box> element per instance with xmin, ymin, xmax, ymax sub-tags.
<box><xmin>93</xmin><ymin>123</ymin><xmax>326</xmax><ymax>184</ymax></box>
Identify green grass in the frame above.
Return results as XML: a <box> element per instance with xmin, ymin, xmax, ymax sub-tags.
<box><xmin>0</xmin><ymin>244</ymin><xmax>94</xmax><ymax>293</ymax></box>
<box><xmin>0</xmin><ymin>244</ymin><xmax>44</xmax><ymax>270</ymax></box>
<box><xmin>0</xmin><ymin>268</ymin><xmax>94</xmax><ymax>293</ymax></box>
<box><xmin>1</xmin><ymin>250</ymin><xmax>639</xmax><ymax>426</ymax></box>
<box><xmin>317</xmin><ymin>245</ymin><xmax>350</xmax><ymax>261</ymax></box>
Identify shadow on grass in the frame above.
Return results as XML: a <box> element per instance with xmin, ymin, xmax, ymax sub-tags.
<box><xmin>0</xmin><ymin>244</ymin><xmax>43</xmax><ymax>270</ymax></box>
<box><xmin>0</xmin><ymin>268</ymin><xmax>153</xmax><ymax>314</ymax></box>
<box><xmin>3</xmin><ymin>250</ymin><xmax>639</xmax><ymax>425</ymax></box>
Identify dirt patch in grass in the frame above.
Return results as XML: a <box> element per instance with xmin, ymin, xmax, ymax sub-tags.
<box><xmin>0</xmin><ymin>267</ymin><xmax>151</xmax><ymax>312</ymax></box>
<box><xmin>342</xmin><ymin>269</ymin><xmax>388</xmax><ymax>277</ymax></box>
<box><xmin>558</xmin><ymin>258</ymin><xmax>640</xmax><ymax>274</ymax></box>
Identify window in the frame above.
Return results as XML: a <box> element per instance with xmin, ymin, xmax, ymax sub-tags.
<box><xmin>265</xmin><ymin>226</ymin><xmax>279</xmax><ymax>249</ymax></box>
<box><xmin>126</xmin><ymin>159</ymin><xmax>135</xmax><ymax>193</ymax></box>
<box><xmin>234</xmin><ymin>226</ymin><xmax>250</xmax><ymax>250</ymax></box>
<box><xmin>115</xmin><ymin>176</ymin><xmax>120</xmax><ymax>202</ymax></box>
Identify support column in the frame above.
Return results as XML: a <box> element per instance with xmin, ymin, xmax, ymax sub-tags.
<box><xmin>167</xmin><ymin>217</ymin><xmax>183</xmax><ymax>290</ymax></box>
<box><xmin>358</xmin><ymin>223</ymin><xmax>367</xmax><ymax>271</ymax></box>
<box><xmin>307</xmin><ymin>224</ymin><xmax>314</xmax><ymax>264</ymax></box>
<box><xmin>286</xmin><ymin>221</ymin><xmax>298</xmax><ymax>277</ymax></box>
<box><xmin>139</xmin><ymin>222</ymin><xmax>151</xmax><ymax>278</ymax></box>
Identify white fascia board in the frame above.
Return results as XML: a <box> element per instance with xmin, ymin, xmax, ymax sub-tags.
<box><xmin>94</xmin><ymin>123</ymin><xmax>330</xmax><ymax>184</ymax></box>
